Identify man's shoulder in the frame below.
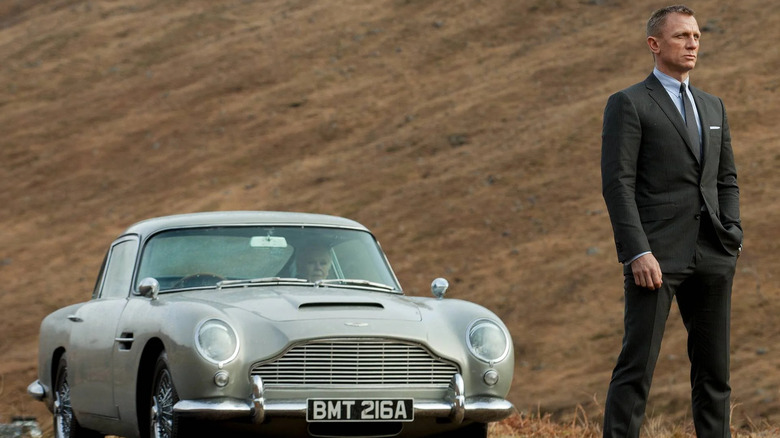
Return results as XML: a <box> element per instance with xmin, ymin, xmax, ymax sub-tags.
<box><xmin>610</xmin><ymin>74</ymin><xmax>657</xmax><ymax>99</ymax></box>
<box><xmin>690</xmin><ymin>85</ymin><xmax>722</xmax><ymax>104</ymax></box>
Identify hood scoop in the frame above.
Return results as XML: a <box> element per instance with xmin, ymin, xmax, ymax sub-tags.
<box><xmin>198</xmin><ymin>288</ymin><xmax>421</xmax><ymax>321</ymax></box>
<box><xmin>299</xmin><ymin>302</ymin><xmax>384</xmax><ymax>311</ymax></box>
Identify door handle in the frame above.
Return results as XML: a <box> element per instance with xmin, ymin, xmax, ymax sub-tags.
<box><xmin>67</xmin><ymin>315</ymin><xmax>83</xmax><ymax>322</ymax></box>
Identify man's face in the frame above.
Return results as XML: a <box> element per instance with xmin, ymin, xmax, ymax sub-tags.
<box><xmin>297</xmin><ymin>247</ymin><xmax>332</xmax><ymax>282</ymax></box>
<box><xmin>648</xmin><ymin>13</ymin><xmax>700</xmax><ymax>80</ymax></box>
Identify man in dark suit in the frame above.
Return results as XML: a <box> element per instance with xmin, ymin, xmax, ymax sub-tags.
<box><xmin>601</xmin><ymin>5</ymin><xmax>742</xmax><ymax>438</ymax></box>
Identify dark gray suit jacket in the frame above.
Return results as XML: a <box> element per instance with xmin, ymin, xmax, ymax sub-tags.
<box><xmin>601</xmin><ymin>73</ymin><xmax>742</xmax><ymax>274</ymax></box>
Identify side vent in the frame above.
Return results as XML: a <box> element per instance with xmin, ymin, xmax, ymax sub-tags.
<box><xmin>115</xmin><ymin>332</ymin><xmax>134</xmax><ymax>351</ymax></box>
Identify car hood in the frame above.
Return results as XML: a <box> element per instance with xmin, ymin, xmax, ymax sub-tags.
<box><xmin>174</xmin><ymin>286</ymin><xmax>422</xmax><ymax>322</ymax></box>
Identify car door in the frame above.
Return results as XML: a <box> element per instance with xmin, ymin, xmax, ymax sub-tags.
<box><xmin>69</xmin><ymin>236</ymin><xmax>139</xmax><ymax>420</ymax></box>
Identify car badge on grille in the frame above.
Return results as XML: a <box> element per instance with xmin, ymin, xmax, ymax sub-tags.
<box><xmin>344</xmin><ymin>322</ymin><xmax>369</xmax><ymax>327</ymax></box>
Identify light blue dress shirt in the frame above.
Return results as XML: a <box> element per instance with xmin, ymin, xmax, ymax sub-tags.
<box><xmin>653</xmin><ymin>67</ymin><xmax>702</xmax><ymax>142</ymax></box>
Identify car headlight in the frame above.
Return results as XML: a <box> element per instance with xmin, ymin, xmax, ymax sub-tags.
<box><xmin>466</xmin><ymin>319</ymin><xmax>510</xmax><ymax>363</ymax></box>
<box><xmin>195</xmin><ymin>319</ymin><xmax>239</xmax><ymax>366</ymax></box>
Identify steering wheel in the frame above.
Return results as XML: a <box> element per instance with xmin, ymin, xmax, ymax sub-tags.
<box><xmin>172</xmin><ymin>273</ymin><xmax>225</xmax><ymax>289</ymax></box>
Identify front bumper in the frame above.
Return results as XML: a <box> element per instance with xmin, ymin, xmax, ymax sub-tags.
<box><xmin>174</xmin><ymin>374</ymin><xmax>514</xmax><ymax>424</ymax></box>
<box><xmin>27</xmin><ymin>381</ymin><xmax>46</xmax><ymax>402</ymax></box>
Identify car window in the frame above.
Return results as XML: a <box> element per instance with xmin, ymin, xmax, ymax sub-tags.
<box><xmin>135</xmin><ymin>226</ymin><xmax>400</xmax><ymax>292</ymax></box>
<box><xmin>91</xmin><ymin>253</ymin><xmax>108</xmax><ymax>299</ymax></box>
<box><xmin>331</xmin><ymin>239</ymin><xmax>393</xmax><ymax>282</ymax></box>
<box><xmin>99</xmin><ymin>237</ymin><xmax>139</xmax><ymax>299</ymax></box>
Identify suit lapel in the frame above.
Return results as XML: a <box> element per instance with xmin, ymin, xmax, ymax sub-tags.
<box><xmin>644</xmin><ymin>74</ymin><xmax>701</xmax><ymax>163</ymax></box>
<box><xmin>692</xmin><ymin>87</ymin><xmax>708</xmax><ymax>168</ymax></box>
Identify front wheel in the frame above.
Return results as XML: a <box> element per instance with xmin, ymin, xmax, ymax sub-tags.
<box><xmin>463</xmin><ymin>422</ymin><xmax>489</xmax><ymax>438</ymax></box>
<box><xmin>149</xmin><ymin>351</ymin><xmax>182</xmax><ymax>438</ymax></box>
<box><xmin>53</xmin><ymin>354</ymin><xmax>102</xmax><ymax>438</ymax></box>
<box><xmin>433</xmin><ymin>422</ymin><xmax>488</xmax><ymax>438</ymax></box>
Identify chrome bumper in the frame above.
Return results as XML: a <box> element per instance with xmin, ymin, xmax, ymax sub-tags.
<box><xmin>174</xmin><ymin>374</ymin><xmax>514</xmax><ymax>424</ymax></box>
<box><xmin>27</xmin><ymin>380</ymin><xmax>46</xmax><ymax>402</ymax></box>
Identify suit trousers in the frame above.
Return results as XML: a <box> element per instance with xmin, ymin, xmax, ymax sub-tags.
<box><xmin>603</xmin><ymin>214</ymin><xmax>737</xmax><ymax>438</ymax></box>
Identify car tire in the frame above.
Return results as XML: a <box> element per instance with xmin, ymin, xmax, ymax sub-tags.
<box><xmin>53</xmin><ymin>354</ymin><xmax>102</xmax><ymax>438</ymax></box>
<box><xmin>149</xmin><ymin>351</ymin><xmax>183</xmax><ymax>438</ymax></box>
<box><xmin>433</xmin><ymin>422</ymin><xmax>488</xmax><ymax>438</ymax></box>
<box><xmin>460</xmin><ymin>422</ymin><xmax>488</xmax><ymax>438</ymax></box>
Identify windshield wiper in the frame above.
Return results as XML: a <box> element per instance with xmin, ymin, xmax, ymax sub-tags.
<box><xmin>218</xmin><ymin>277</ymin><xmax>308</xmax><ymax>288</ymax></box>
<box><xmin>314</xmin><ymin>279</ymin><xmax>397</xmax><ymax>291</ymax></box>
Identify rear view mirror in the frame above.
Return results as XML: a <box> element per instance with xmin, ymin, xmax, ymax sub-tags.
<box><xmin>250</xmin><ymin>236</ymin><xmax>288</xmax><ymax>248</ymax></box>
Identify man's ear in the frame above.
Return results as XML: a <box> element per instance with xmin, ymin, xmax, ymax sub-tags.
<box><xmin>647</xmin><ymin>36</ymin><xmax>660</xmax><ymax>55</ymax></box>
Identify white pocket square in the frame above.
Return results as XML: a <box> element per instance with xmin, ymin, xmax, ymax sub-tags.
<box><xmin>710</xmin><ymin>126</ymin><xmax>721</xmax><ymax>130</ymax></box>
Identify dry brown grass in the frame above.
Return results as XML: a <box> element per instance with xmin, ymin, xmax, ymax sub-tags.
<box><xmin>490</xmin><ymin>414</ymin><xmax>780</xmax><ymax>438</ymax></box>
<box><xmin>17</xmin><ymin>401</ymin><xmax>780</xmax><ymax>438</ymax></box>
<box><xmin>1</xmin><ymin>0</ymin><xmax>779</xmax><ymax>432</ymax></box>
<box><xmin>24</xmin><ymin>415</ymin><xmax>780</xmax><ymax>438</ymax></box>
<box><xmin>489</xmin><ymin>403</ymin><xmax>780</xmax><ymax>438</ymax></box>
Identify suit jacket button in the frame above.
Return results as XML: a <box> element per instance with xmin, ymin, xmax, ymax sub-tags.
<box><xmin>694</xmin><ymin>213</ymin><xmax>701</xmax><ymax>220</ymax></box>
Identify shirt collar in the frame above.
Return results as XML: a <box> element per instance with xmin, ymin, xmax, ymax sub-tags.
<box><xmin>653</xmin><ymin>67</ymin><xmax>690</xmax><ymax>96</ymax></box>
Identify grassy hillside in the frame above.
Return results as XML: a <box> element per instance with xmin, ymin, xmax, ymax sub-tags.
<box><xmin>1</xmin><ymin>0</ymin><xmax>778</xmax><ymax>434</ymax></box>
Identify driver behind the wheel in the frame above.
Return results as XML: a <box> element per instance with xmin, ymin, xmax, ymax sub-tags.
<box><xmin>295</xmin><ymin>244</ymin><xmax>332</xmax><ymax>282</ymax></box>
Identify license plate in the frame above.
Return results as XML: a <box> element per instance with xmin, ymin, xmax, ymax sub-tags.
<box><xmin>306</xmin><ymin>398</ymin><xmax>414</xmax><ymax>422</ymax></box>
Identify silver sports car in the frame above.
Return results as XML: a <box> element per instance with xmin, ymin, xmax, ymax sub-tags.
<box><xmin>28</xmin><ymin>211</ymin><xmax>515</xmax><ymax>438</ymax></box>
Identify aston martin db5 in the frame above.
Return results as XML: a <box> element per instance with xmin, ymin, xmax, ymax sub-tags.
<box><xmin>28</xmin><ymin>211</ymin><xmax>515</xmax><ymax>438</ymax></box>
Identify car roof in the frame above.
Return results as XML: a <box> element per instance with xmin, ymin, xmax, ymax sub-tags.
<box><xmin>121</xmin><ymin>211</ymin><xmax>369</xmax><ymax>240</ymax></box>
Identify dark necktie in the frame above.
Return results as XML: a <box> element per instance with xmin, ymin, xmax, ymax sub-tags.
<box><xmin>680</xmin><ymin>82</ymin><xmax>701</xmax><ymax>161</ymax></box>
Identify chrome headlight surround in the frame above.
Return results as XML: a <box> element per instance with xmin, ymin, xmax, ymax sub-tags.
<box><xmin>466</xmin><ymin>318</ymin><xmax>510</xmax><ymax>364</ymax></box>
<box><xmin>195</xmin><ymin>319</ymin><xmax>240</xmax><ymax>368</ymax></box>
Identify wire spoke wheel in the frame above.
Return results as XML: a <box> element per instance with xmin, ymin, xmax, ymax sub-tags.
<box><xmin>150</xmin><ymin>352</ymin><xmax>180</xmax><ymax>438</ymax></box>
<box><xmin>54</xmin><ymin>364</ymin><xmax>74</xmax><ymax>437</ymax></box>
<box><xmin>53</xmin><ymin>354</ymin><xmax>100</xmax><ymax>438</ymax></box>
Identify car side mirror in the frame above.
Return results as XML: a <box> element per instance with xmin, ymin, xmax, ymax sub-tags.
<box><xmin>138</xmin><ymin>277</ymin><xmax>160</xmax><ymax>300</ymax></box>
<box><xmin>431</xmin><ymin>277</ymin><xmax>449</xmax><ymax>300</ymax></box>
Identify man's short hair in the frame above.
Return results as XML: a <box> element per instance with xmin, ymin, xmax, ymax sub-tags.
<box><xmin>647</xmin><ymin>5</ymin><xmax>695</xmax><ymax>37</ymax></box>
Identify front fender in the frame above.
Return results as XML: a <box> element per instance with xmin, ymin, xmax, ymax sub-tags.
<box><xmin>410</xmin><ymin>297</ymin><xmax>515</xmax><ymax>399</ymax></box>
<box><xmin>34</xmin><ymin>303</ymin><xmax>86</xmax><ymax>411</ymax></box>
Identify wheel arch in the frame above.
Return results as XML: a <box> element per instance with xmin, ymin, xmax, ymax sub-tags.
<box><xmin>51</xmin><ymin>347</ymin><xmax>66</xmax><ymax>386</ymax></box>
<box><xmin>48</xmin><ymin>346</ymin><xmax>67</xmax><ymax>410</ymax></box>
<box><xmin>135</xmin><ymin>338</ymin><xmax>165</xmax><ymax>438</ymax></box>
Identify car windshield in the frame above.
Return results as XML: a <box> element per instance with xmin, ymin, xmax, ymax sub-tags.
<box><xmin>135</xmin><ymin>226</ymin><xmax>401</xmax><ymax>293</ymax></box>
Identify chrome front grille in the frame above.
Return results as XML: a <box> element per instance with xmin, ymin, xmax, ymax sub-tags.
<box><xmin>250</xmin><ymin>339</ymin><xmax>459</xmax><ymax>386</ymax></box>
